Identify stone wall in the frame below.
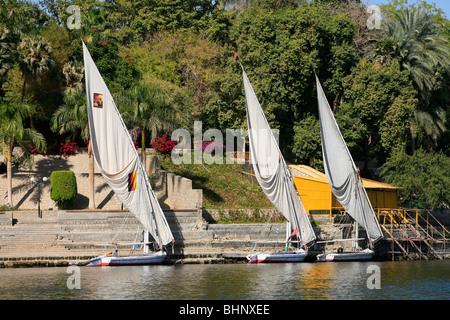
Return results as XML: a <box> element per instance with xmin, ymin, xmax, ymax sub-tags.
<box><xmin>0</xmin><ymin>151</ymin><xmax>202</xmax><ymax>211</ymax></box>
<box><xmin>202</xmin><ymin>208</ymin><xmax>282</xmax><ymax>223</ymax></box>
<box><xmin>148</xmin><ymin>155</ymin><xmax>202</xmax><ymax>210</ymax></box>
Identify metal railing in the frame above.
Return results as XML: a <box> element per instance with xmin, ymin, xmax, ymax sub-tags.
<box><xmin>377</xmin><ymin>208</ymin><xmax>447</xmax><ymax>260</ymax></box>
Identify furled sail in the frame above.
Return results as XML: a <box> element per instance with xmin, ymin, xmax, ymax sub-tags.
<box><xmin>83</xmin><ymin>42</ymin><xmax>174</xmax><ymax>247</ymax></box>
<box><xmin>316</xmin><ymin>75</ymin><xmax>383</xmax><ymax>244</ymax></box>
<box><xmin>242</xmin><ymin>65</ymin><xmax>316</xmax><ymax>245</ymax></box>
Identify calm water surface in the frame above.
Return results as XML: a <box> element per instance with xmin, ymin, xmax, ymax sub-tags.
<box><xmin>0</xmin><ymin>260</ymin><xmax>448</xmax><ymax>300</ymax></box>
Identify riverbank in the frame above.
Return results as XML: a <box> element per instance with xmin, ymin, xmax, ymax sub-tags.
<box><xmin>0</xmin><ymin>210</ymin><xmax>448</xmax><ymax>267</ymax></box>
<box><xmin>0</xmin><ymin>209</ymin><xmax>289</xmax><ymax>267</ymax></box>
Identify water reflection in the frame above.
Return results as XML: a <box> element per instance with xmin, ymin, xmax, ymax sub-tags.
<box><xmin>0</xmin><ymin>260</ymin><xmax>448</xmax><ymax>300</ymax></box>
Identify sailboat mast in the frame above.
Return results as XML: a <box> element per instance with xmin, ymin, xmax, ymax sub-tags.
<box><xmin>285</xmin><ymin>221</ymin><xmax>291</xmax><ymax>251</ymax></box>
<box><xmin>143</xmin><ymin>229</ymin><xmax>149</xmax><ymax>254</ymax></box>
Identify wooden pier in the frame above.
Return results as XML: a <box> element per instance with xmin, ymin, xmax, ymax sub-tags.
<box><xmin>377</xmin><ymin>209</ymin><xmax>448</xmax><ymax>260</ymax></box>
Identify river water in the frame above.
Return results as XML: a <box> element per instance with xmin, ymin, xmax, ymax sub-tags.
<box><xmin>0</xmin><ymin>260</ymin><xmax>448</xmax><ymax>301</ymax></box>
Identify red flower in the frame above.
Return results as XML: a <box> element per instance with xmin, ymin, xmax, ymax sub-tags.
<box><xmin>150</xmin><ymin>135</ymin><xmax>176</xmax><ymax>156</ymax></box>
<box><xmin>58</xmin><ymin>140</ymin><xmax>78</xmax><ymax>158</ymax></box>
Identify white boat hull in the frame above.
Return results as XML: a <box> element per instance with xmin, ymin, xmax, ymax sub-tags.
<box><xmin>316</xmin><ymin>248</ymin><xmax>374</xmax><ymax>262</ymax></box>
<box><xmin>247</xmin><ymin>249</ymin><xmax>308</xmax><ymax>264</ymax></box>
<box><xmin>88</xmin><ymin>251</ymin><xmax>166</xmax><ymax>267</ymax></box>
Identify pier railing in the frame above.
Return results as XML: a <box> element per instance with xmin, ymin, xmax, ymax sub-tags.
<box><xmin>376</xmin><ymin>208</ymin><xmax>448</xmax><ymax>260</ymax></box>
<box><xmin>322</xmin><ymin>208</ymin><xmax>448</xmax><ymax>260</ymax></box>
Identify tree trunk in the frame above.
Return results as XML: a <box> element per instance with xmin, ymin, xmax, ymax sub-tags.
<box><xmin>7</xmin><ymin>139</ymin><xmax>13</xmax><ymax>207</ymax></box>
<box><xmin>410</xmin><ymin>128</ymin><xmax>416</xmax><ymax>155</ymax></box>
<box><xmin>88</xmin><ymin>141</ymin><xmax>95</xmax><ymax>209</ymax></box>
<box><xmin>141</xmin><ymin>128</ymin><xmax>146</xmax><ymax>172</ymax></box>
<box><xmin>21</xmin><ymin>75</ymin><xmax>36</xmax><ymax>130</ymax></box>
<box><xmin>21</xmin><ymin>76</ymin><xmax>27</xmax><ymax>103</ymax></box>
<box><xmin>362</xmin><ymin>136</ymin><xmax>372</xmax><ymax>178</ymax></box>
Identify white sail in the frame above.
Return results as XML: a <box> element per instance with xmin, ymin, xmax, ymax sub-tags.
<box><xmin>83</xmin><ymin>42</ymin><xmax>174</xmax><ymax>247</ymax></box>
<box><xmin>242</xmin><ymin>65</ymin><xmax>316</xmax><ymax>245</ymax></box>
<box><xmin>315</xmin><ymin>75</ymin><xmax>383</xmax><ymax>244</ymax></box>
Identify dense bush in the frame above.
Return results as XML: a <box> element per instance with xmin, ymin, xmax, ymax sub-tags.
<box><xmin>381</xmin><ymin>149</ymin><xmax>450</xmax><ymax>210</ymax></box>
<box><xmin>50</xmin><ymin>171</ymin><xmax>78</xmax><ymax>209</ymax></box>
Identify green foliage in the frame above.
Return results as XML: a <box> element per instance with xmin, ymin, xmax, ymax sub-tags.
<box><xmin>381</xmin><ymin>149</ymin><xmax>450</xmax><ymax>210</ymax></box>
<box><xmin>342</xmin><ymin>59</ymin><xmax>417</xmax><ymax>161</ymax></box>
<box><xmin>373</xmin><ymin>4</ymin><xmax>450</xmax><ymax>153</ymax></box>
<box><xmin>104</xmin><ymin>0</ymin><xmax>215</xmax><ymax>43</ymax></box>
<box><xmin>378</xmin><ymin>7</ymin><xmax>449</xmax><ymax>92</ymax></box>
<box><xmin>0</xmin><ymin>91</ymin><xmax>47</xmax><ymax>158</ymax></box>
<box><xmin>120</xmin><ymin>30</ymin><xmax>222</xmax><ymax>120</ymax></box>
<box><xmin>334</xmin><ymin>102</ymin><xmax>366</xmax><ymax>154</ymax></box>
<box><xmin>50</xmin><ymin>170</ymin><xmax>78</xmax><ymax>209</ymax></box>
<box><xmin>215</xmin><ymin>208</ymin><xmax>286</xmax><ymax>224</ymax></box>
<box><xmin>292</xmin><ymin>114</ymin><xmax>322</xmax><ymax>170</ymax></box>
<box><xmin>0</xmin><ymin>204</ymin><xmax>17</xmax><ymax>211</ymax></box>
<box><xmin>228</xmin><ymin>4</ymin><xmax>357</xmax><ymax>138</ymax></box>
<box><xmin>81</xmin><ymin>33</ymin><xmax>139</xmax><ymax>90</ymax></box>
<box><xmin>1</xmin><ymin>0</ymin><xmax>449</xmax><ymax>213</ymax></box>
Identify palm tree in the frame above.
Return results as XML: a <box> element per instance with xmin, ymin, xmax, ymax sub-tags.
<box><xmin>372</xmin><ymin>7</ymin><xmax>449</xmax><ymax>93</ymax></box>
<box><xmin>62</xmin><ymin>61</ymin><xmax>84</xmax><ymax>98</ymax></box>
<box><xmin>119</xmin><ymin>82</ymin><xmax>178</xmax><ymax>170</ymax></box>
<box><xmin>54</xmin><ymin>62</ymin><xmax>88</xmax><ymax>141</ymax></box>
<box><xmin>370</xmin><ymin>7</ymin><xmax>449</xmax><ymax>152</ymax></box>
<box><xmin>411</xmin><ymin>108</ymin><xmax>447</xmax><ymax>152</ymax></box>
<box><xmin>17</xmin><ymin>35</ymin><xmax>53</xmax><ymax>128</ymax></box>
<box><xmin>0</xmin><ymin>98</ymin><xmax>46</xmax><ymax>207</ymax></box>
<box><xmin>51</xmin><ymin>91</ymin><xmax>88</xmax><ymax>142</ymax></box>
<box><xmin>0</xmin><ymin>25</ymin><xmax>16</xmax><ymax>84</ymax></box>
<box><xmin>51</xmin><ymin>79</ymin><xmax>96</xmax><ymax>209</ymax></box>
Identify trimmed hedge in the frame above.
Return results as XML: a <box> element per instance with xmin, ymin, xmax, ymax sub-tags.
<box><xmin>50</xmin><ymin>171</ymin><xmax>77</xmax><ymax>209</ymax></box>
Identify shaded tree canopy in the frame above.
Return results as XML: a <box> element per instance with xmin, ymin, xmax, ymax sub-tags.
<box><xmin>0</xmin><ymin>0</ymin><xmax>448</xmax><ymax>210</ymax></box>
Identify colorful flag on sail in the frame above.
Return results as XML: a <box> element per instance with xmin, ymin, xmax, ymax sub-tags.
<box><xmin>128</xmin><ymin>170</ymin><xmax>137</xmax><ymax>191</ymax></box>
<box><xmin>93</xmin><ymin>93</ymin><xmax>103</xmax><ymax>108</ymax></box>
<box><xmin>234</xmin><ymin>50</ymin><xmax>239</xmax><ymax>61</ymax></box>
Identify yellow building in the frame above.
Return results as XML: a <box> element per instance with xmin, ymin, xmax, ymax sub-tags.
<box><xmin>289</xmin><ymin>165</ymin><xmax>400</xmax><ymax>218</ymax></box>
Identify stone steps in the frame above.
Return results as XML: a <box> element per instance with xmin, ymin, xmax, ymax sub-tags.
<box><xmin>0</xmin><ymin>210</ymin><xmax>254</xmax><ymax>261</ymax></box>
<box><xmin>0</xmin><ymin>210</ymin><xmax>307</xmax><ymax>263</ymax></box>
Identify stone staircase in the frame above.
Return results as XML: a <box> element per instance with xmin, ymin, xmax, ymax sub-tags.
<box><xmin>0</xmin><ymin>210</ymin><xmax>289</xmax><ymax>265</ymax></box>
<box><xmin>0</xmin><ymin>211</ymin><xmax>76</xmax><ymax>259</ymax></box>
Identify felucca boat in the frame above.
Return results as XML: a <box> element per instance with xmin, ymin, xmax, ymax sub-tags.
<box><xmin>82</xmin><ymin>41</ymin><xmax>174</xmax><ymax>266</ymax></box>
<box><xmin>239</xmin><ymin>62</ymin><xmax>317</xmax><ymax>263</ymax></box>
<box><xmin>315</xmin><ymin>75</ymin><xmax>383</xmax><ymax>262</ymax></box>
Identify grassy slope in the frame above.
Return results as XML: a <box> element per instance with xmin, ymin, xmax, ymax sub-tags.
<box><xmin>160</xmin><ymin>155</ymin><xmax>274</xmax><ymax>210</ymax></box>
